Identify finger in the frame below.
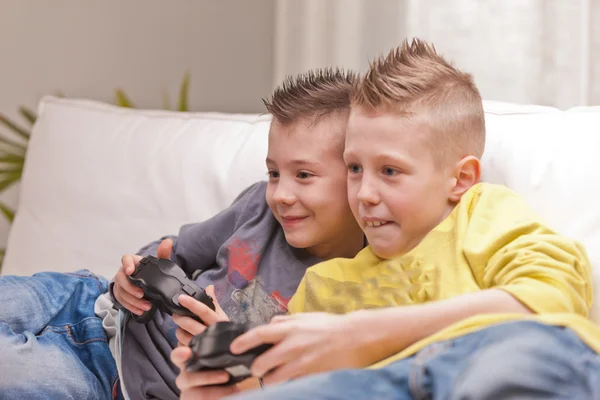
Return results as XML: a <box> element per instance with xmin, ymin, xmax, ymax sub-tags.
<box><xmin>172</xmin><ymin>314</ymin><xmax>207</xmax><ymax>336</ymax></box>
<box><xmin>178</xmin><ymin>295</ymin><xmax>222</xmax><ymax>326</ymax></box>
<box><xmin>171</xmin><ymin>346</ymin><xmax>192</xmax><ymax>368</ymax></box>
<box><xmin>120</xmin><ymin>254</ymin><xmax>142</xmax><ymax>275</ymax></box>
<box><xmin>115</xmin><ymin>266</ymin><xmax>145</xmax><ymax>299</ymax></box>
<box><xmin>260</xmin><ymin>353</ymin><xmax>313</xmax><ymax>385</ymax></box>
<box><xmin>249</xmin><ymin>336</ymin><xmax>305</xmax><ymax>378</ymax></box>
<box><xmin>175</xmin><ymin>327</ymin><xmax>194</xmax><ymax>347</ymax></box>
<box><xmin>270</xmin><ymin>314</ymin><xmax>294</xmax><ymax>324</ymax></box>
<box><xmin>230</xmin><ymin>322</ymin><xmax>292</xmax><ymax>355</ymax></box>
<box><xmin>156</xmin><ymin>238</ymin><xmax>173</xmax><ymax>259</ymax></box>
<box><xmin>115</xmin><ymin>285</ymin><xmax>151</xmax><ymax>312</ymax></box>
<box><xmin>116</xmin><ymin>294</ymin><xmax>145</xmax><ymax>316</ymax></box>
<box><xmin>205</xmin><ymin>285</ymin><xmax>229</xmax><ymax>320</ymax></box>
<box><xmin>171</xmin><ymin>347</ymin><xmax>231</xmax><ymax>389</ymax></box>
<box><xmin>114</xmin><ymin>272</ymin><xmax>148</xmax><ymax>305</ymax></box>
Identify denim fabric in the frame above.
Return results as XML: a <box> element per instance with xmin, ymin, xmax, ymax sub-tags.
<box><xmin>229</xmin><ymin>321</ymin><xmax>600</xmax><ymax>400</ymax></box>
<box><xmin>0</xmin><ymin>270</ymin><xmax>120</xmax><ymax>400</ymax></box>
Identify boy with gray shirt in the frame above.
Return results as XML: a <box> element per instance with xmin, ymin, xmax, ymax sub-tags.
<box><xmin>109</xmin><ymin>68</ymin><xmax>366</xmax><ymax>399</ymax></box>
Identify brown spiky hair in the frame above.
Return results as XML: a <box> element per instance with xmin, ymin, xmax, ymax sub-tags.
<box><xmin>264</xmin><ymin>68</ymin><xmax>357</xmax><ymax>125</ymax></box>
<box><xmin>353</xmin><ymin>38</ymin><xmax>486</xmax><ymax>165</ymax></box>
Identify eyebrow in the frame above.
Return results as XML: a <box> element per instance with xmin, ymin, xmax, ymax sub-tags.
<box><xmin>343</xmin><ymin>151</ymin><xmax>413</xmax><ymax>167</ymax></box>
<box><xmin>265</xmin><ymin>158</ymin><xmax>322</xmax><ymax>168</ymax></box>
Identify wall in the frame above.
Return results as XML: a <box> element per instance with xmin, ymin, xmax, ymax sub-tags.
<box><xmin>0</xmin><ymin>0</ymin><xmax>275</xmax><ymax>246</ymax></box>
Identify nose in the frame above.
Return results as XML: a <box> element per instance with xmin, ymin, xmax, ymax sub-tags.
<box><xmin>356</xmin><ymin>175</ymin><xmax>380</xmax><ymax>205</ymax></box>
<box><xmin>271</xmin><ymin>181</ymin><xmax>297</xmax><ymax>206</ymax></box>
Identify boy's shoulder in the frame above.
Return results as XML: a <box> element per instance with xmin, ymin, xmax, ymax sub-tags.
<box><xmin>460</xmin><ymin>182</ymin><xmax>533</xmax><ymax>215</ymax></box>
<box><xmin>232</xmin><ymin>181</ymin><xmax>268</xmax><ymax>204</ymax></box>
<box><xmin>225</xmin><ymin>181</ymin><xmax>270</xmax><ymax>219</ymax></box>
<box><xmin>459</xmin><ymin>182</ymin><xmax>550</xmax><ymax>234</ymax></box>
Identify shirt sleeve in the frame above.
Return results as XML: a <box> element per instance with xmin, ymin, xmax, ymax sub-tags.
<box><xmin>158</xmin><ymin>182</ymin><xmax>267</xmax><ymax>277</ymax></box>
<box><xmin>109</xmin><ymin>182</ymin><xmax>267</xmax><ymax>306</ymax></box>
<box><xmin>463</xmin><ymin>185</ymin><xmax>593</xmax><ymax>317</ymax></box>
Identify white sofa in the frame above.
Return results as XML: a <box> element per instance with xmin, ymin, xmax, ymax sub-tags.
<box><xmin>3</xmin><ymin>96</ymin><xmax>600</xmax><ymax>323</ymax></box>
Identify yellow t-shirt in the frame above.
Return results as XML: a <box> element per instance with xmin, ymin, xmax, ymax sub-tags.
<box><xmin>288</xmin><ymin>183</ymin><xmax>600</xmax><ymax>366</ymax></box>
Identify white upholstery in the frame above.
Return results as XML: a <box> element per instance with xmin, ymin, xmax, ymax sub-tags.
<box><xmin>3</xmin><ymin>96</ymin><xmax>271</xmax><ymax>278</ymax></box>
<box><xmin>3</xmin><ymin>96</ymin><xmax>600</xmax><ymax>322</ymax></box>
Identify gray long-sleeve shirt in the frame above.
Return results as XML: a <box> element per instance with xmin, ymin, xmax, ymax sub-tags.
<box><xmin>116</xmin><ymin>182</ymin><xmax>322</xmax><ymax>400</ymax></box>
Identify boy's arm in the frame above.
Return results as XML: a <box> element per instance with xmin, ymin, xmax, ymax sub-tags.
<box><xmin>108</xmin><ymin>183</ymin><xmax>263</xmax><ymax>306</ymax></box>
<box><xmin>232</xmin><ymin>186</ymin><xmax>593</xmax><ymax>383</ymax></box>
<box><xmin>357</xmin><ymin>186</ymin><xmax>593</xmax><ymax>366</ymax></box>
<box><xmin>463</xmin><ymin>185</ymin><xmax>593</xmax><ymax>316</ymax></box>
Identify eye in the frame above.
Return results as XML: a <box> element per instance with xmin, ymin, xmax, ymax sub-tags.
<box><xmin>382</xmin><ymin>167</ymin><xmax>399</xmax><ymax>176</ymax></box>
<box><xmin>297</xmin><ymin>171</ymin><xmax>313</xmax><ymax>179</ymax></box>
<box><xmin>348</xmin><ymin>164</ymin><xmax>363</xmax><ymax>174</ymax></box>
<box><xmin>267</xmin><ymin>170</ymin><xmax>280</xmax><ymax>179</ymax></box>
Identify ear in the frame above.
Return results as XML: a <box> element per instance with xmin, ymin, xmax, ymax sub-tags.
<box><xmin>449</xmin><ymin>156</ymin><xmax>480</xmax><ymax>202</ymax></box>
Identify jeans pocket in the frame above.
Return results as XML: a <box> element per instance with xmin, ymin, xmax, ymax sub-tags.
<box><xmin>61</xmin><ymin>317</ymin><xmax>108</xmax><ymax>346</ymax></box>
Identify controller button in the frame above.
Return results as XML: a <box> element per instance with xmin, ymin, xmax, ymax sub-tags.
<box><xmin>182</xmin><ymin>284</ymin><xmax>197</xmax><ymax>296</ymax></box>
<box><xmin>140</xmin><ymin>257</ymin><xmax>150</xmax><ymax>264</ymax></box>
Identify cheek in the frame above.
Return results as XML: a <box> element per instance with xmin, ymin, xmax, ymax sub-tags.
<box><xmin>385</xmin><ymin>192</ymin><xmax>418</xmax><ymax>218</ymax></box>
<box><xmin>265</xmin><ymin>186</ymin><xmax>275</xmax><ymax>211</ymax></box>
<box><xmin>346</xmin><ymin>179</ymin><xmax>360</xmax><ymax>201</ymax></box>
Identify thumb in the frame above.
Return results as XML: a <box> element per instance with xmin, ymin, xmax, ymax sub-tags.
<box><xmin>205</xmin><ymin>285</ymin><xmax>228</xmax><ymax>320</ymax></box>
<box><xmin>156</xmin><ymin>238</ymin><xmax>173</xmax><ymax>259</ymax></box>
<box><xmin>170</xmin><ymin>346</ymin><xmax>192</xmax><ymax>369</ymax></box>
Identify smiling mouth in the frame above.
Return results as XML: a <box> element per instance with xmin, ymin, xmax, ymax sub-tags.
<box><xmin>281</xmin><ymin>216</ymin><xmax>307</xmax><ymax>223</ymax></box>
<box><xmin>365</xmin><ymin>221</ymin><xmax>390</xmax><ymax>227</ymax></box>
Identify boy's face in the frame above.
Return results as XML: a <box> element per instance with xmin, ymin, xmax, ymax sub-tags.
<box><xmin>344</xmin><ymin>107</ymin><xmax>456</xmax><ymax>259</ymax></box>
<box><xmin>265</xmin><ymin>116</ymin><xmax>362</xmax><ymax>259</ymax></box>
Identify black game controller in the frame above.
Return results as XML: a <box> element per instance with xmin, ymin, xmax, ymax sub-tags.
<box><xmin>127</xmin><ymin>255</ymin><xmax>215</xmax><ymax>324</ymax></box>
<box><xmin>186</xmin><ymin>321</ymin><xmax>273</xmax><ymax>385</ymax></box>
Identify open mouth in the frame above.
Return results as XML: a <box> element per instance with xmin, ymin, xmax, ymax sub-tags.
<box><xmin>364</xmin><ymin>220</ymin><xmax>390</xmax><ymax>227</ymax></box>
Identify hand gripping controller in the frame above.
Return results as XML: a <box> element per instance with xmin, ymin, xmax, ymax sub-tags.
<box><xmin>186</xmin><ymin>321</ymin><xmax>273</xmax><ymax>385</ymax></box>
<box><xmin>127</xmin><ymin>255</ymin><xmax>215</xmax><ymax>324</ymax></box>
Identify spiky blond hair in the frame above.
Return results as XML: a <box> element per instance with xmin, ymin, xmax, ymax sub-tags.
<box><xmin>353</xmin><ymin>38</ymin><xmax>485</xmax><ymax>164</ymax></box>
<box><xmin>264</xmin><ymin>68</ymin><xmax>357</xmax><ymax>125</ymax></box>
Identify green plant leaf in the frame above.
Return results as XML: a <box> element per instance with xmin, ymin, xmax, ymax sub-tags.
<box><xmin>0</xmin><ymin>114</ymin><xmax>30</xmax><ymax>140</ymax></box>
<box><xmin>18</xmin><ymin>106</ymin><xmax>37</xmax><ymax>126</ymax></box>
<box><xmin>177</xmin><ymin>71</ymin><xmax>190</xmax><ymax>112</ymax></box>
<box><xmin>0</xmin><ymin>134</ymin><xmax>28</xmax><ymax>152</ymax></box>
<box><xmin>115</xmin><ymin>89</ymin><xmax>135</xmax><ymax>108</ymax></box>
<box><xmin>0</xmin><ymin>170</ymin><xmax>22</xmax><ymax>191</ymax></box>
<box><xmin>0</xmin><ymin>152</ymin><xmax>25</xmax><ymax>165</ymax></box>
<box><xmin>0</xmin><ymin>201</ymin><xmax>15</xmax><ymax>223</ymax></box>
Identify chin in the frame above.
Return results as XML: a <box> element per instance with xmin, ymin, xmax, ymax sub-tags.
<box><xmin>370</xmin><ymin>244</ymin><xmax>403</xmax><ymax>260</ymax></box>
<box><xmin>283</xmin><ymin>233</ymin><xmax>311</xmax><ymax>249</ymax></box>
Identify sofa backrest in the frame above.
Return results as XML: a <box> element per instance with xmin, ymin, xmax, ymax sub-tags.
<box><xmin>4</xmin><ymin>96</ymin><xmax>600</xmax><ymax>321</ymax></box>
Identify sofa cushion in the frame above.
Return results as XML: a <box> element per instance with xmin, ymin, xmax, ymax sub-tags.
<box><xmin>3</xmin><ymin>96</ymin><xmax>271</xmax><ymax>279</ymax></box>
<box><xmin>4</xmin><ymin>97</ymin><xmax>600</xmax><ymax>323</ymax></box>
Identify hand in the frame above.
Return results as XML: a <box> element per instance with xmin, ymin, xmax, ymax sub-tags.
<box><xmin>113</xmin><ymin>239</ymin><xmax>173</xmax><ymax>315</ymax></box>
<box><xmin>171</xmin><ymin>346</ymin><xmax>240</xmax><ymax>400</ymax></box>
<box><xmin>230</xmin><ymin>312</ymin><xmax>380</xmax><ymax>384</ymax></box>
<box><xmin>172</xmin><ymin>285</ymin><xmax>230</xmax><ymax>346</ymax></box>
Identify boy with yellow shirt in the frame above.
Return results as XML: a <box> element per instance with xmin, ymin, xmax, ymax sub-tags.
<box><xmin>173</xmin><ymin>38</ymin><xmax>600</xmax><ymax>399</ymax></box>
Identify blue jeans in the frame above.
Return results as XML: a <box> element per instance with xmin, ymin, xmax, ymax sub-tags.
<box><xmin>0</xmin><ymin>270</ymin><xmax>120</xmax><ymax>399</ymax></box>
<box><xmin>230</xmin><ymin>321</ymin><xmax>600</xmax><ymax>400</ymax></box>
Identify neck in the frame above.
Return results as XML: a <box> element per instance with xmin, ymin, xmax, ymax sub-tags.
<box><xmin>307</xmin><ymin>230</ymin><xmax>365</xmax><ymax>260</ymax></box>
